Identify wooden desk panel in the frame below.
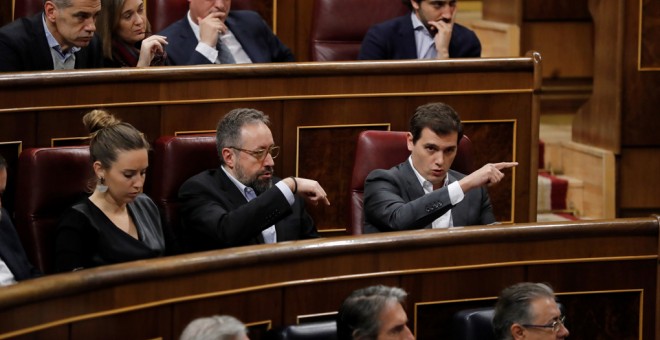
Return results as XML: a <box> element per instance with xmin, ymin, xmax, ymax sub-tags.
<box><xmin>0</xmin><ymin>217</ymin><xmax>657</xmax><ymax>339</ymax></box>
<box><xmin>0</xmin><ymin>58</ymin><xmax>539</xmax><ymax>230</ymax></box>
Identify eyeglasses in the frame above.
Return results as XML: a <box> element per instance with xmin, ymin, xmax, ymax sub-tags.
<box><xmin>522</xmin><ymin>316</ymin><xmax>566</xmax><ymax>333</ymax></box>
<box><xmin>228</xmin><ymin>145</ymin><xmax>280</xmax><ymax>161</ymax></box>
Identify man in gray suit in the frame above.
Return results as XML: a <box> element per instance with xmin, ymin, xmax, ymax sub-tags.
<box><xmin>363</xmin><ymin>102</ymin><xmax>517</xmax><ymax>233</ymax></box>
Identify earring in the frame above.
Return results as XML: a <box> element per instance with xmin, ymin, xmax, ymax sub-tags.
<box><xmin>96</xmin><ymin>177</ymin><xmax>108</xmax><ymax>193</ymax></box>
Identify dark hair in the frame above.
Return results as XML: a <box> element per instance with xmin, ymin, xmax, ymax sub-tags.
<box><xmin>401</xmin><ymin>0</ymin><xmax>419</xmax><ymax>10</ymax></box>
<box><xmin>409</xmin><ymin>102</ymin><xmax>463</xmax><ymax>144</ymax></box>
<box><xmin>83</xmin><ymin>109</ymin><xmax>150</xmax><ymax>169</ymax></box>
<box><xmin>337</xmin><ymin>285</ymin><xmax>408</xmax><ymax>340</ymax></box>
<box><xmin>215</xmin><ymin>108</ymin><xmax>271</xmax><ymax>165</ymax></box>
<box><xmin>0</xmin><ymin>154</ymin><xmax>6</xmax><ymax>171</ymax></box>
<box><xmin>492</xmin><ymin>282</ymin><xmax>556</xmax><ymax>340</ymax></box>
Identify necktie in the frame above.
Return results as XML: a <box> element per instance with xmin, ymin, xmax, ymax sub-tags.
<box><xmin>217</xmin><ymin>40</ymin><xmax>236</xmax><ymax>64</ymax></box>
<box><xmin>245</xmin><ymin>187</ymin><xmax>276</xmax><ymax>243</ymax></box>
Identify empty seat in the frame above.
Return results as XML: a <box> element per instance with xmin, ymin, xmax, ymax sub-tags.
<box><xmin>14</xmin><ymin>146</ymin><xmax>91</xmax><ymax>273</ymax></box>
<box><xmin>150</xmin><ymin>135</ymin><xmax>218</xmax><ymax>251</ymax></box>
<box><xmin>13</xmin><ymin>0</ymin><xmax>42</xmax><ymax>20</ymax></box>
<box><xmin>348</xmin><ymin>131</ymin><xmax>474</xmax><ymax>235</ymax></box>
<box><xmin>309</xmin><ymin>0</ymin><xmax>408</xmax><ymax>61</ymax></box>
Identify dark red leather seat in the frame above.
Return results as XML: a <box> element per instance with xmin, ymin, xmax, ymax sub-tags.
<box><xmin>348</xmin><ymin>131</ymin><xmax>474</xmax><ymax>235</ymax></box>
<box><xmin>151</xmin><ymin>135</ymin><xmax>218</xmax><ymax>251</ymax></box>
<box><xmin>12</xmin><ymin>0</ymin><xmax>42</xmax><ymax>19</ymax></box>
<box><xmin>309</xmin><ymin>0</ymin><xmax>408</xmax><ymax>61</ymax></box>
<box><xmin>14</xmin><ymin>146</ymin><xmax>91</xmax><ymax>273</ymax></box>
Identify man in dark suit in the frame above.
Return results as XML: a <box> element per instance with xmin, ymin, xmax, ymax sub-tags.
<box><xmin>359</xmin><ymin>0</ymin><xmax>480</xmax><ymax>60</ymax></box>
<box><xmin>179</xmin><ymin>108</ymin><xmax>329</xmax><ymax>251</ymax></box>
<box><xmin>0</xmin><ymin>0</ymin><xmax>103</xmax><ymax>72</ymax></box>
<box><xmin>0</xmin><ymin>156</ymin><xmax>41</xmax><ymax>285</ymax></box>
<box><xmin>158</xmin><ymin>0</ymin><xmax>294</xmax><ymax>65</ymax></box>
<box><xmin>363</xmin><ymin>102</ymin><xmax>517</xmax><ymax>233</ymax></box>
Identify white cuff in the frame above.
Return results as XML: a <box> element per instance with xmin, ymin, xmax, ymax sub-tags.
<box><xmin>448</xmin><ymin>181</ymin><xmax>464</xmax><ymax>205</ymax></box>
<box><xmin>195</xmin><ymin>42</ymin><xmax>218</xmax><ymax>63</ymax></box>
<box><xmin>275</xmin><ymin>180</ymin><xmax>295</xmax><ymax>205</ymax></box>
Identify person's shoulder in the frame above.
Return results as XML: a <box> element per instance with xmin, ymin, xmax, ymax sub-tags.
<box><xmin>452</xmin><ymin>22</ymin><xmax>479</xmax><ymax>40</ymax></box>
<box><xmin>0</xmin><ymin>14</ymin><xmax>39</xmax><ymax>40</ymax></box>
<box><xmin>366</xmin><ymin>161</ymin><xmax>408</xmax><ymax>181</ymax></box>
<box><xmin>228</xmin><ymin>10</ymin><xmax>262</xmax><ymax>21</ymax></box>
<box><xmin>181</xmin><ymin>168</ymin><xmax>220</xmax><ymax>189</ymax></box>
<box><xmin>448</xmin><ymin>169</ymin><xmax>467</xmax><ymax>180</ymax></box>
<box><xmin>158</xmin><ymin>16</ymin><xmax>188</xmax><ymax>36</ymax></box>
<box><xmin>369</xmin><ymin>13</ymin><xmax>409</xmax><ymax>32</ymax></box>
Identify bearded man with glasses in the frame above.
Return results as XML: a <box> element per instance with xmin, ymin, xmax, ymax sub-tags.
<box><xmin>179</xmin><ymin>108</ymin><xmax>329</xmax><ymax>251</ymax></box>
<box><xmin>493</xmin><ymin>282</ymin><xmax>570</xmax><ymax>340</ymax></box>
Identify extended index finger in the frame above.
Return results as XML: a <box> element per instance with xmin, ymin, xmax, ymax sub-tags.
<box><xmin>494</xmin><ymin>162</ymin><xmax>519</xmax><ymax>170</ymax></box>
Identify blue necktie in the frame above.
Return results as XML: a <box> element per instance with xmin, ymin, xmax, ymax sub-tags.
<box><xmin>217</xmin><ymin>40</ymin><xmax>236</xmax><ymax>64</ymax></box>
<box><xmin>245</xmin><ymin>187</ymin><xmax>276</xmax><ymax>243</ymax></box>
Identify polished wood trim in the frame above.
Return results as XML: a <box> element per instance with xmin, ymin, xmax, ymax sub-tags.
<box><xmin>0</xmin><ymin>140</ymin><xmax>22</xmax><ymax>156</ymax></box>
<box><xmin>0</xmin><ymin>217</ymin><xmax>657</xmax><ymax>338</ymax></box>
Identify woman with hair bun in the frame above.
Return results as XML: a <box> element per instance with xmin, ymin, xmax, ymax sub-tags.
<box><xmin>56</xmin><ymin>109</ymin><xmax>166</xmax><ymax>272</ymax></box>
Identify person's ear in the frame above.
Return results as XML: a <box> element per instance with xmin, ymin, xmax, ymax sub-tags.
<box><xmin>92</xmin><ymin>161</ymin><xmax>105</xmax><ymax>179</ymax></box>
<box><xmin>222</xmin><ymin>148</ymin><xmax>235</xmax><ymax>168</ymax></box>
<box><xmin>511</xmin><ymin>323</ymin><xmax>525</xmax><ymax>340</ymax></box>
<box><xmin>44</xmin><ymin>1</ymin><xmax>57</xmax><ymax>22</ymax></box>
<box><xmin>407</xmin><ymin>132</ymin><xmax>415</xmax><ymax>152</ymax></box>
<box><xmin>410</xmin><ymin>0</ymin><xmax>420</xmax><ymax>11</ymax></box>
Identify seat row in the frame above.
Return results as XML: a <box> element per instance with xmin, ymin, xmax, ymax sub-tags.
<box><xmin>12</xmin><ymin>131</ymin><xmax>473</xmax><ymax>274</ymax></box>
<box><xmin>12</xmin><ymin>0</ymin><xmax>410</xmax><ymax>62</ymax></box>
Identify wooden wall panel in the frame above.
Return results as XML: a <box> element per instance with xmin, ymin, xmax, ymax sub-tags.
<box><xmin>521</xmin><ymin>22</ymin><xmax>594</xmax><ymax>79</ymax></box>
<box><xmin>640</xmin><ymin>0</ymin><xmax>660</xmax><ymax>69</ymax></box>
<box><xmin>619</xmin><ymin>148</ymin><xmax>660</xmax><ymax>210</ymax></box>
<box><xmin>523</xmin><ymin>0</ymin><xmax>591</xmax><ymax>21</ymax></box>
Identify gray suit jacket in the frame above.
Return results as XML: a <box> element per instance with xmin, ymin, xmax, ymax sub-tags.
<box><xmin>363</xmin><ymin>161</ymin><xmax>495</xmax><ymax>233</ymax></box>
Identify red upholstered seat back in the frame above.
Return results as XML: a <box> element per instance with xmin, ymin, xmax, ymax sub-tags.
<box><xmin>310</xmin><ymin>0</ymin><xmax>409</xmax><ymax>61</ymax></box>
<box><xmin>12</xmin><ymin>0</ymin><xmax>42</xmax><ymax>19</ymax></box>
<box><xmin>151</xmin><ymin>135</ymin><xmax>219</xmax><ymax>247</ymax></box>
<box><xmin>14</xmin><ymin>146</ymin><xmax>92</xmax><ymax>273</ymax></box>
<box><xmin>348</xmin><ymin>131</ymin><xmax>474</xmax><ymax>235</ymax></box>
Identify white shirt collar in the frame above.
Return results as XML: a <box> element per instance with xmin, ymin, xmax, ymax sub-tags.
<box><xmin>408</xmin><ymin>156</ymin><xmax>448</xmax><ymax>193</ymax></box>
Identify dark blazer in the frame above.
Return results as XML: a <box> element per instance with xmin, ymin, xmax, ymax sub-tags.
<box><xmin>0</xmin><ymin>208</ymin><xmax>41</xmax><ymax>281</ymax></box>
<box><xmin>363</xmin><ymin>161</ymin><xmax>495</xmax><ymax>233</ymax></box>
<box><xmin>178</xmin><ymin>167</ymin><xmax>318</xmax><ymax>251</ymax></box>
<box><xmin>0</xmin><ymin>12</ymin><xmax>103</xmax><ymax>72</ymax></box>
<box><xmin>358</xmin><ymin>13</ymin><xmax>481</xmax><ymax>60</ymax></box>
<box><xmin>158</xmin><ymin>10</ymin><xmax>294</xmax><ymax>65</ymax></box>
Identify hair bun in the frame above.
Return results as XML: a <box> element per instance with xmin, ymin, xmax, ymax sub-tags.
<box><xmin>82</xmin><ymin>109</ymin><xmax>121</xmax><ymax>134</ymax></box>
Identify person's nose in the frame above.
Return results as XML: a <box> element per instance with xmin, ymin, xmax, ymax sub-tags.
<box><xmin>434</xmin><ymin>152</ymin><xmax>445</xmax><ymax>167</ymax></box>
<box><xmin>263</xmin><ymin>152</ymin><xmax>275</xmax><ymax>167</ymax></box>
<box><xmin>403</xmin><ymin>325</ymin><xmax>415</xmax><ymax>340</ymax></box>
<box><xmin>215</xmin><ymin>0</ymin><xmax>226</xmax><ymax>11</ymax></box>
<box><xmin>85</xmin><ymin>18</ymin><xmax>96</xmax><ymax>32</ymax></box>
<box><xmin>135</xmin><ymin>13</ymin><xmax>144</xmax><ymax>26</ymax></box>
<box><xmin>557</xmin><ymin>323</ymin><xmax>569</xmax><ymax>338</ymax></box>
<box><xmin>440</xmin><ymin>5</ymin><xmax>453</xmax><ymax>19</ymax></box>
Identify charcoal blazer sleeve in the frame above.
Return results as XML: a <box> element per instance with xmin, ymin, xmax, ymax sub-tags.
<box><xmin>363</xmin><ymin>162</ymin><xmax>494</xmax><ymax>233</ymax></box>
<box><xmin>178</xmin><ymin>168</ymin><xmax>317</xmax><ymax>251</ymax></box>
